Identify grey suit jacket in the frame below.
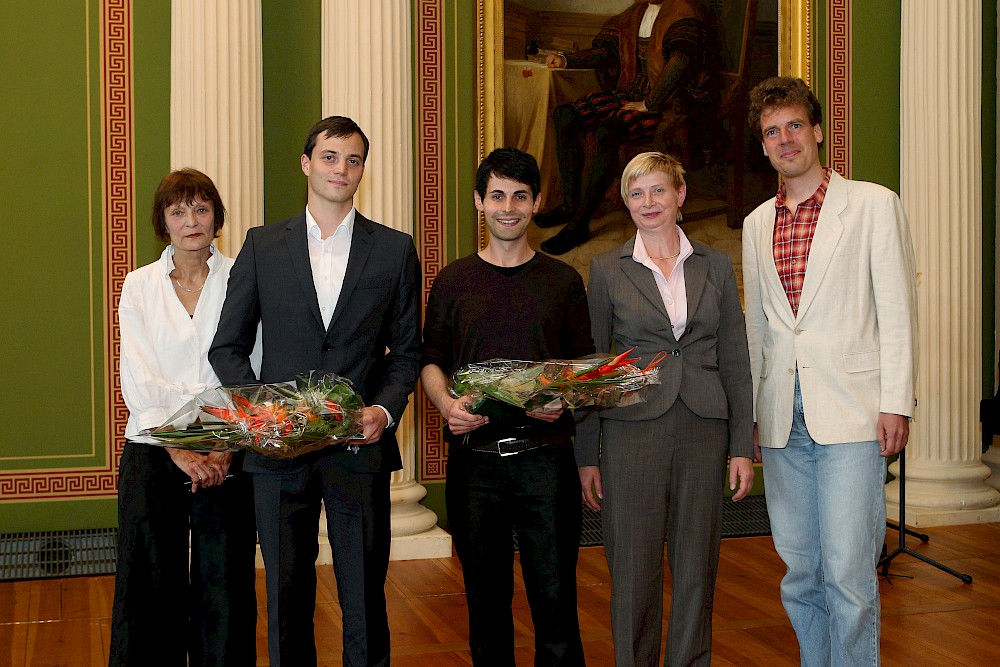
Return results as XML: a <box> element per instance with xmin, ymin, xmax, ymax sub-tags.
<box><xmin>208</xmin><ymin>212</ymin><xmax>422</xmax><ymax>473</ymax></box>
<box><xmin>575</xmin><ymin>236</ymin><xmax>753</xmax><ymax>465</ymax></box>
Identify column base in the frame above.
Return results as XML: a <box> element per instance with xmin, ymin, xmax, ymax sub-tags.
<box><xmin>885</xmin><ymin>501</ymin><xmax>1000</xmax><ymax>527</ymax></box>
<box><xmin>982</xmin><ymin>441</ymin><xmax>1000</xmax><ymax>492</ymax></box>
<box><xmin>389</xmin><ymin>526</ymin><xmax>453</xmax><ymax>561</ymax></box>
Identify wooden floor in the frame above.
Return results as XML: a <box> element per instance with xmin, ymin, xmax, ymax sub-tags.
<box><xmin>2</xmin><ymin>523</ymin><xmax>999</xmax><ymax>665</ymax></box>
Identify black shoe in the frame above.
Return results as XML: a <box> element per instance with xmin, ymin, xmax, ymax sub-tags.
<box><xmin>541</xmin><ymin>224</ymin><xmax>589</xmax><ymax>254</ymax></box>
<box><xmin>533</xmin><ymin>205</ymin><xmax>575</xmax><ymax>228</ymax></box>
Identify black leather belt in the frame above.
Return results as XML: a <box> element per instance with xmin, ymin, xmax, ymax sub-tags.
<box><xmin>463</xmin><ymin>437</ymin><xmax>547</xmax><ymax>457</ymax></box>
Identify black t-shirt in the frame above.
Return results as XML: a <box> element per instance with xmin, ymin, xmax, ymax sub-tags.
<box><xmin>422</xmin><ymin>252</ymin><xmax>595</xmax><ymax>445</ymax></box>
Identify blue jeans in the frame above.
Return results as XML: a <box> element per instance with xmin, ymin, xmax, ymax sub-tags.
<box><xmin>762</xmin><ymin>375</ymin><xmax>886</xmax><ymax>667</ymax></box>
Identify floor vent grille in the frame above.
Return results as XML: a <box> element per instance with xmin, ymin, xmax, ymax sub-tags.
<box><xmin>0</xmin><ymin>528</ymin><xmax>117</xmax><ymax>581</ymax></box>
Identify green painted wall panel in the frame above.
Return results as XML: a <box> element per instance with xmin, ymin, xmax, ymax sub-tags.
<box><xmin>850</xmin><ymin>1</ymin><xmax>901</xmax><ymax>192</ymax></box>
<box><xmin>262</xmin><ymin>0</ymin><xmax>321</xmax><ymax>225</ymax></box>
<box><xmin>0</xmin><ymin>3</ymin><xmax>101</xmax><ymax>463</ymax></box>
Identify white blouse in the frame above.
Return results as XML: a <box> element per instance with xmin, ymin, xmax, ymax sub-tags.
<box><xmin>632</xmin><ymin>228</ymin><xmax>695</xmax><ymax>341</ymax></box>
<box><xmin>119</xmin><ymin>245</ymin><xmax>258</xmax><ymax>438</ymax></box>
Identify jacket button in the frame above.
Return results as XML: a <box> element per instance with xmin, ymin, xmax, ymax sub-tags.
<box><xmin>322</xmin><ymin>344</ymin><xmax>331</xmax><ymax>352</ymax></box>
<box><xmin>671</xmin><ymin>348</ymin><xmax>681</xmax><ymax>357</ymax></box>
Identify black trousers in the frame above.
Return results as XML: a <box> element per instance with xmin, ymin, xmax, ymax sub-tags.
<box><xmin>109</xmin><ymin>442</ymin><xmax>257</xmax><ymax>667</ymax></box>
<box><xmin>252</xmin><ymin>452</ymin><xmax>391</xmax><ymax>667</ymax></box>
<box><xmin>446</xmin><ymin>444</ymin><xmax>585</xmax><ymax>667</ymax></box>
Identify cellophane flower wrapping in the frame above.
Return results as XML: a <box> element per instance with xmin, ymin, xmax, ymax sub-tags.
<box><xmin>140</xmin><ymin>371</ymin><xmax>365</xmax><ymax>459</ymax></box>
<box><xmin>450</xmin><ymin>351</ymin><xmax>663</xmax><ymax>413</ymax></box>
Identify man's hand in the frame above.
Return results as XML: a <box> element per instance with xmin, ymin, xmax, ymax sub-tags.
<box><xmin>579</xmin><ymin>465</ymin><xmax>603</xmax><ymax>511</ymax></box>
<box><xmin>753</xmin><ymin>422</ymin><xmax>761</xmax><ymax>462</ymax></box>
<box><xmin>359</xmin><ymin>406</ymin><xmax>390</xmax><ymax>444</ymax></box>
<box><xmin>729</xmin><ymin>456</ymin><xmax>754</xmax><ymax>501</ymax></box>
<box><xmin>444</xmin><ymin>395</ymin><xmax>488</xmax><ymax>435</ymax></box>
<box><xmin>545</xmin><ymin>53</ymin><xmax>567</xmax><ymax>68</ymax></box>
<box><xmin>526</xmin><ymin>406</ymin><xmax>564</xmax><ymax>422</ymax></box>
<box><xmin>621</xmin><ymin>100</ymin><xmax>648</xmax><ymax>112</ymax></box>
<box><xmin>877</xmin><ymin>412</ymin><xmax>909</xmax><ymax>456</ymax></box>
<box><xmin>167</xmin><ymin>449</ymin><xmax>224</xmax><ymax>493</ymax></box>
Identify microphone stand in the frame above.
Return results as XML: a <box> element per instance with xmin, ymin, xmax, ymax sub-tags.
<box><xmin>878</xmin><ymin>448</ymin><xmax>972</xmax><ymax>583</ymax></box>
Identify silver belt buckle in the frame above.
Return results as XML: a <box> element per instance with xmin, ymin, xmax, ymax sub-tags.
<box><xmin>496</xmin><ymin>437</ymin><xmax>517</xmax><ymax>457</ymax></box>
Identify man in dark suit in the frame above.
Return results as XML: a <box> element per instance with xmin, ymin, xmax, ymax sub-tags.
<box><xmin>209</xmin><ymin>116</ymin><xmax>421</xmax><ymax>667</ymax></box>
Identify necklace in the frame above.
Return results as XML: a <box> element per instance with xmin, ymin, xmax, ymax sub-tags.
<box><xmin>649</xmin><ymin>249</ymin><xmax>681</xmax><ymax>260</ymax></box>
<box><xmin>172</xmin><ymin>276</ymin><xmax>205</xmax><ymax>293</ymax></box>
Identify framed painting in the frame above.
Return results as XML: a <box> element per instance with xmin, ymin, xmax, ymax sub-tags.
<box><xmin>474</xmin><ymin>0</ymin><xmax>813</xmax><ymax>285</ymax></box>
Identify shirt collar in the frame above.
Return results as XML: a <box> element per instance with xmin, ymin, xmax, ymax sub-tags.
<box><xmin>775</xmin><ymin>166</ymin><xmax>832</xmax><ymax>211</ymax></box>
<box><xmin>160</xmin><ymin>244</ymin><xmax>220</xmax><ymax>276</ymax></box>
<box><xmin>306</xmin><ymin>206</ymin><xmax>356</xmax><ymax>241</ymax></box>
<box><xmin>632</xmin><ymin>226</ymin><xmax>694</xmax><ymax>266</ymax></box>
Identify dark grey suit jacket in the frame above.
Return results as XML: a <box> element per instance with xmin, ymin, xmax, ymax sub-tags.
<box><xmin>208</xmin><ymin>212</ymin><xmax>421</xmax><ymax>474</ymax></box>
<box><xmin>576</xmin><ymin>237</ymin><xmax>753</xmax><ymax>465</ymax></box>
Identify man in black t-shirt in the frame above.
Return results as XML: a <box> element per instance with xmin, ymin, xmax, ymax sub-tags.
<box><xmin>421</xmin><ymin>148</ymin><xmax>594</xmax><ymax>665</ymax></box>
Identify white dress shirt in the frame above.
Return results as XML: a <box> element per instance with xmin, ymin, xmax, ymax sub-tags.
<box><xmin>632</xmin><ymin>228</ymin><xmax>695</xmax><ymax>340</ymax></box>
<box><xmin>306</xmin><ymin>206</ymin><xmax>355</xmax><ymax>329</ymax></box>
<box><xmin>305</xmin><ymin>206</ymin><xmax>394</xmax><ymax>427</ymax></box>
<box><xmin>119</xmin><ymin>245</ymin><xmax>260</xmax><ymax>438</ymax></box>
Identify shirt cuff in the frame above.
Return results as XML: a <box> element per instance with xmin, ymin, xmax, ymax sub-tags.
<box><xmin>374</xmin><ymin>405</ymin><xmax>395</xmax><ymax>429</ymax></box>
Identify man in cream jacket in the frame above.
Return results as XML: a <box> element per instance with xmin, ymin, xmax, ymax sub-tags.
<box><xmin>742</xmin><ymin>77</ymin><xmax>917</xmax><ymax>666</ymax></box>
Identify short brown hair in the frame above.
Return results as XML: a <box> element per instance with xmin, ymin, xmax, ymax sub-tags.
<box><xmin>151</xmin><ymin>169</ymin><xmax>226</xmax><ymax>242</ymax></box>
<box><xmin>747</xmin><ymin>76</ymin><xmax>823</xmax><ymax>137</ymax></box>
<box><xmin>620</xmin><ymin>151</ymin><xmax>686</xmax><ymax>202</ymax></box>
<box><xmin>302</xmin><ymin>116</ymin><xmax>370</xmax><ymax>161</ymax></box>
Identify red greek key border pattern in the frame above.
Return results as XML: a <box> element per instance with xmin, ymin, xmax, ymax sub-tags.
<box><xmin>416</xmin><ymin>0</ymin><xmax>448</xmax><ymax>482</ymax></box>
<box><xmin>0</xmin><ymin>1</ymin><xmax>132</xmax><ymax>502</ymax></box>
<box><xmin>826</xmin><ymin>0</ymin><xmax>851</xmax><ymax>176</ymax></box>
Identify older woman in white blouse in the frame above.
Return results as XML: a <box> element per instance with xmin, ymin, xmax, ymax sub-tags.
<box><xmin>109</xmin><ymin>169</ymin><xmax>257</xmax><ymax>666</ymax></box>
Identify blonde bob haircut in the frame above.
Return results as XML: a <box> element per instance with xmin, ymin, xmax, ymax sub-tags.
<box><xmin>620</xmin><ymin>151</ymin><xmax>686</xmax><ymax>203</ymax></box>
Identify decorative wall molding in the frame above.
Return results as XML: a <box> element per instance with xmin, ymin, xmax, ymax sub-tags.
<box><xmin>416</xmin><ymin>0</ymin><xmax>447</xmax><ymax>482</ymax></box>
<box><xmin>826</xmin><ymin>0</ymin><xmax>851</xmax><ymax>175</ymax></box>
<box><xmin>0</xmin><ymin>0</ymin><xmax>132</xmax><ymax>501</ymax></box>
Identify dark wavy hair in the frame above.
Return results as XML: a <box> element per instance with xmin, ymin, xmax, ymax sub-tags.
<box><xmin>475</xmin><ymin>148</ymin><xmax>541</xmax><ymax>200</ymax></box>
<box><xmin>151</xmin><ymin>168</ymin><xmax>226</xmax><ymax>242</ymax></box>
<box><xmin>747</xmin><ymin>76</ymin><xmax>823</xmax><ymax>137</ymax></box>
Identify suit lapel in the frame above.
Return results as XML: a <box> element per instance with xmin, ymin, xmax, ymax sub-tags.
<box><xmin>796</xmin><ymin>172</ymin><xmax>846</xmax><ymax>321</ymax></box>
<box><xmin>617</xmin><ymin>238</ymin><xmax>677</xmax><ymax>343</ymax></box>
<box><xmin>327</xmin><ymin>212</ymin><xmax>374</xmax><ymax>333</ymax></box>
<box><xmin>683</xmin><ymin>248</ymin><xmax>708</xmax><ymax>325</ymax></box>
<box><xmin>284</xmin><ymin>215</ymin><xmax>324</xmax><ymax>328</ymax></box>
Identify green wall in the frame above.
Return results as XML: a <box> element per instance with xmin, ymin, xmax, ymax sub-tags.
<box><xmin>262</xmin><ymin>0</ymin><xmax>321</xmax><ymax>224</ymax></box>
<box><xmin>0</xmin><ymin>1</ymin><xmax>169</xmax><ymax>532</ymax></box>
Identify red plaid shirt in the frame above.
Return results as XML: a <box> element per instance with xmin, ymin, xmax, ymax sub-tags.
<box><xmin>773</xmin><ymin>168</ymin><xmax>832</xmax><ymax>315</ymax></box>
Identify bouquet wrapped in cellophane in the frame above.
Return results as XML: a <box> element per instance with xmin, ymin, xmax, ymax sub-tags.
<box><xmin>451</xmin><ymin>348</ymin><xmax>666</xmax><ymax>413</ymax></box>
<box><xmin>140</xmin><ymin>372</ymin><xmax>365</xmax><ymax>459</ymax></box>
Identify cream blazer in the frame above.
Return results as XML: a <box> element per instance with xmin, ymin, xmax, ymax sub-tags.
<box><xmin>741</xmin><ymin>170</ymin><xmax>917</xmax><ymax>449</ymax></box>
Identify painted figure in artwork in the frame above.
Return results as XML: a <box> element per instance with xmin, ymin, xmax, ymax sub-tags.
<box><xmin>538</xmin><ymin>0</ymin><xmax>719</xmax><ymax>255</ymax></box>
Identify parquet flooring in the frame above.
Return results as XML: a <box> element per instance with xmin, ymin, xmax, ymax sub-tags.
<box><xmin>2</xmin><ymin>523</ymin><xmax>998</xmax><ymax>665</ymax></box>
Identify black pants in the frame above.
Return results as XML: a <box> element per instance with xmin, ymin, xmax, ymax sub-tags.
<box><xmin>109</xmin><ymin>442</ymin><xmax>257</xmax><ymax>667</ymax></box>
<box><xmin>252</xmin><ymin>454</ymin><xmax>391</xmax><ymax>667</ymax></box>
<box><xmin>446</xmin><ymin>444</ymin><xmax>585</xmax><ymax>667</ymax></box>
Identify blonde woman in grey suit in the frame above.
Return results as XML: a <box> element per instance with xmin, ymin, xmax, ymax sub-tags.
<box><xmin>577</xmin><ymin>152</ymin><xmax>754</xmax><ymax>666</ymax></box>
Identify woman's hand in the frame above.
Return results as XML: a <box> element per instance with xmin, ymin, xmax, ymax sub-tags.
<box><xmin>206</xmin><ymin>451</ymin><xmax>233</xmax><ymax>477</ymax></box>
<box><xmin>167</xmin><ymin>449</ymin><xmax>225</xmax><ymax>492</ymax></box>
<box><xmin>728</xmin><ymin>456</ymin><xmax>754</xmax><ymax>501</ymax></box>
<box><xmin>579</xmin><ymin>465</ymin><xmax>603</xmax><ymax>511</ymax></box>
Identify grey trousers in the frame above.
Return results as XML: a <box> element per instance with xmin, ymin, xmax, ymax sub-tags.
<box><xmin>600</xmin><ymin>399</ymin><xmax>729</xmax><ymax>667</ymax></box>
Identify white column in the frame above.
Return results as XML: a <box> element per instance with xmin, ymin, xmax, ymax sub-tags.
<box><xmin>891</xmin><ymin>0</ymin><xmax>1000</xmax><ymax>525</ymax></box>
<box><xmin>315</xmin><ymin>0</ymin><xmax>451</xmax><ymax>561</ymax></box>
<box><xmin>170</xmin><ymin>0</ymin><xmax>263</xmax><ymax>255</ymax></box>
